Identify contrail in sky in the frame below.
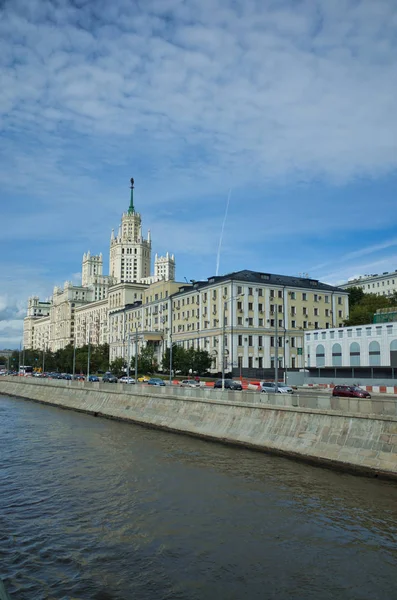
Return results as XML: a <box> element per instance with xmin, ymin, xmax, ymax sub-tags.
<box><xmin>216</xmin><ymin>188</ymin><xmax>232</xmax><ymax>277</ymax></box>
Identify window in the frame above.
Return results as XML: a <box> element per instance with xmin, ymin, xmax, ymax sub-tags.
<box><xmin>258</xmin><ymin>303</ymin><xmax>263</xmax><ymax>312</ymax></box>
<box><xmin>338</xmin><ymin>310</ymin><xmax>342</xmax><ymax>318</ymax></box>
<box><xmin>270</xmin><ymin>336</ymin><xmax>274</xmax><ymax>347</ymax></box>
<box><xmin>325</xmin><ymin>309</ymin><xmax>329</xmax><ymax>317</ymax></box>
<box><xmin>278</xmin><ymin>305</ymin><xmax>283</xmax><ymax>313</ymax></box>
<box><xmin>321</xmin><ymin>332</ymin><xmax>326</xmax><ymax>339</ymax></box>
<box><xmin>258</xmin><ymin>335</ymin><xmax>263</xmax><ymax>346</ymax></box>
<box><xmin>258</xmin><ymin>318</ymin><xmax>263</xmax><ymax>326</ymax></box>
<box><xmin>291</xmin><ymin>320</ymin><xmax>296</xmax><ymax>328</ymax></box>
<box><xmin>279</xmin><ymin>319</ymin><xmax>283</xmax><ymax>328</ymax></box>
<box><xmin>258</xmin><ymin>357</ymin><xmax>263</xmax><ymax>368</ymax></box>
<box><xmin>369</xmin><ymin>341</ymin><xmax>381</xmax><ymax>366</ymax></box>
<box><xmin>224</xmin><ymin>287</ymin><xmax>228</xmax><ymax>296</ymax></box>
<box><xmin>350</xmin><ymin>342</ymin><xmax>360</xmax><ymax>366</ymax></box>
<box><xmin>302</xmin><ymin>293</ymin><xmax>307</xmax><ymax>301</ymax></box>
<box><xmin>347</xmin><ymin>329</ymin><xmax>352</xmax><ymax>338</ymax></box>
<box><xmin>237</xmin><ymin>286</ymin><xmax>242</xmax><ymax>295</ymax></box>
<box><xmin>248</xmin><ymin>302</ymin><xmax>253</xmax><ymax>310</ymax></box>
<box><xmin>248</xmin><ymin>287</ymin><xmax>253</xmax><ymax>295</ymax></box>
<box><xmin>325</xmin><ymin>295</ymin><xmax>329</xmax><ymax>303</ymax></box>
<box><xmin>314</xmin><ymin>294</ymin><xmax>318</xmax><ymax>302</ymax></box>
<box><xmin>278</xmin><ymin>337</ymin><xmax>283</xmax><ymax>347</ymax></box>
<box><xmin>316</xmin><ymin>344</ymin><xmax>325</xmax><ymax>367</ymax></box>
<box><xmin>356</xmin><ymin>328</ymin><xmax>362</xmax><ymax>337</ymax></box>
<box><xmin>366</xmin><ymin>328</ymin><xmax>372</xmax><ymax>337</ymax></box>
<box><xmin>270</xmin><ymin>304</ymin><xmax>274</xmax><ymax>313</ymax></box>
<box><xmin>278</xmin><ymin>290</ymin><xmax>282</xmax><ymax>298</ymax></box>
<box><xmin>248</xmin><ymin>357</ymin><xmax>253</xmax><ymax>368</ymax></box>
<box><xmin>258</xmin><ymin>289</ymin><xmax>263</xmax><ymax>296</ymax></box>
<box><xmin>290</xmin><ymin>337</ymin><xmax>295</xmax><ymax>348</ymax></box>
<box><xmin>332</xmin><ymin>343</ymin><xmax>342</xmax><ymax>366</ymax></box>
<box><xmin>248</xmin><ymin>317</ymin><xmax>253</xmax><ymax>326</ymax></box>
<box><xmin>248</xmin><ymin>335</ymin><xmax>253</xmax><ymax>346</ymax></box>
<box><xmin>290</xmin><ymin>291</ymin><xmax>296</xmax><ymax>299</ymax></box>
<box><xmin>338</xmin><ymin>297</ymin><xmax>342</xmax><ymax>304</ymax></box>
<box><xmin>314</xmin><ymin>308</ymin><xmax>318</xmax><ymax>316</ymax></box>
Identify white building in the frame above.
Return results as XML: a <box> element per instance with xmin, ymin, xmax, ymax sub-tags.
<box><xmin>340</xmin><ymin>271</ymin><xmax>397</xmax><ymax>297</ymax></box>
<box><xmin>305</xmin><ymin>322</ymin><xmax>397</xmax><ymax>368</ymax></box>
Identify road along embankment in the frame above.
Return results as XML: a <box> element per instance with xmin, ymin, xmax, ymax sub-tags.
<box><xmin>1</xmin><ymin>377</ymin><xmax>397</xmax><ymax>480</ymax></box>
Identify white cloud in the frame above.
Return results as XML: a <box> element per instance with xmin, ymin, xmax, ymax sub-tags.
<box><xmin>1</xmin><ymin>0</ymin><xmax>397</xmax><ymax>327</ymax></box>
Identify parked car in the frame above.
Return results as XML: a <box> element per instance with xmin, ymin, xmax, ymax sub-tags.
<box><xmin>119</xmin><ymin>376</ymin><xmax>136</xmax><ymax>384</ymax></box>
<box><xmin>332</xmin><ymin>385</ymin><xmax>371</xmax><ymax>399</ymax></box>
<box><xmin>147</xmin><ymin>378</ymin><xmax>166</xmax><ymax>386</ymax></box>
<box><xmin>73</xmin><ymin>374</ymin><xmax>85</xmax><ymax>381</ymax></box>
<box><xmin>88</xmin><ymin>375</ymin><xmax>99</xmax><ymax>382</ymax></box>
<box><xmin>260</xmin><ymin>381</ymin><xmax>294</xmax><ymax>394</ymax></box>
<box><xmin>102</xmin><ymin>373</ymin><xmax>118</xmax><ymax>383</ymax></box>
<box><xmin>138</xmin><ymin>376</ymin><xmax>150</xmax><ymax>382</ymax></box>
<box><xmin>180</xmin><ymin>379</ymin><xmax>200</xmax><ymax>387</ymax></box>
<box><xmin>213</xmin><ymin>379</ymin><xmax>243</xmax><ymax>390</ymax></box>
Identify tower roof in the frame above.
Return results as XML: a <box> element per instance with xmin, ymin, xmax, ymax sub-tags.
<box><xmin>128</xmin><ymin>177</ymin><xmax>135</xmax><ymax>214</ymax></box>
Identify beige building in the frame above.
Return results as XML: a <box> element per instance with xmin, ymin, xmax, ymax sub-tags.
<box><xmin>23</xmin><ymin>178</ymin><xmax>177</xmax><ymax>353</ymax></box>
<box><xmin>169</xmin><ymin>270</ymin><xmax>349</xmax><ymax>376</ymax></box>
<box><xmin>109</xmin><ymin>279</ymin><xmax>184</xmax><ymax>364</ymax></box>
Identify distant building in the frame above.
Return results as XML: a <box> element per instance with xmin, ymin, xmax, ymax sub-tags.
<box><xmin>23</xmin><ymin>179</ymin><xmax>177</xmax><ymax>351</ymax></box>
<box><xmin>340</xmin><ymin>271</ymin><xmax>397</xmax><ymax>297</ymax></box>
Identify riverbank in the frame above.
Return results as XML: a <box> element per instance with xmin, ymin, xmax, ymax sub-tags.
<box><xmin>1</xmin><ymin>377</ymin><xmax>396</xmax><ymax>480</ymax></box>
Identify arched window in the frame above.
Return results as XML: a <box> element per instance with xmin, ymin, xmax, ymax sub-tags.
<box><xmin>350</xmin><ymin>342</ymin><xmax>360</xmax><ymax>366</ymax></box>
<box><xmin>390</xmin><ymin>340</ymin><xmax>397</xmax><ymax>367</ymax></box>
<box><xmin>316</xmin><ymin>344</ymin><xmax>325</xmax><ymax>367</ymax></box>
<box><xmin>332</xmin><ymin>343</ymin><xmax>342</xmax><ymax>366</ymax></box>
<box><xmin>369</xmin><ymin>340</ymin><xmax>381</xmax><ymax>366</ymax></box>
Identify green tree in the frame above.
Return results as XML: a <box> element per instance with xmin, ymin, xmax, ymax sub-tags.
<box><xmin>344</xmin><ymin>292</ymin><xmax>391</xmax><ymax>326</ymax></box>
<box><xmin>109</xmin><ymin>357</ymin><xmax>125</xmax><ymax>376</ymax></box>
<box><xmin>348</xmin><ymin>286</ymin><xmax>365</xmax><ymax>307</ymax></box>
<box><xmin>138</xmin><ymin>346</ymin><xmax>157</xmax><ymax>374</ymax></box>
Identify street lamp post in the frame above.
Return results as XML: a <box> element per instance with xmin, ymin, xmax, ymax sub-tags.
<box><xmin>86</xmin><ymin>322</ymin><xmax>91</xmax><ymax>382</ymax></box>
<box><xmin>72</xmin><ymin>338</ymin><xmax>76</xmax><ymax>380</ymax></box>
<box><xmin>135</xmin><ymin>326</ymin><xmax>139</xmax><ymax>383</ymax></box>
<box><xmin>221</xmin><ymin>293</ymin><xmax>243</xmax><ymax>391</ymax></box>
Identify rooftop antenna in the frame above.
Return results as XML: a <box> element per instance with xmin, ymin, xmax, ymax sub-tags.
<box><xmin>216</xmin><ymin>188</ymin><xmax>232</xmax><ymax>276</ymax></box>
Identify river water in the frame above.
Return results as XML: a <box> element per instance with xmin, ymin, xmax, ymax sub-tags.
<box><xmin>1</xmin><ymin>395</ymin><xmax>397</xmax><ymax>600</ymax></box>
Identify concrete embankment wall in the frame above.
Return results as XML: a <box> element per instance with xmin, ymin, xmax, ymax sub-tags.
<box><xmin>1</xmin><ymin>378</ymin><xmax>397</xmax><ymax>479</ymax></box>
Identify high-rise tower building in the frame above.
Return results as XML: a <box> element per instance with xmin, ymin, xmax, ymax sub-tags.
<box><xmin>109</xmin><ymin>178</ymin><xmax>152</xmax><ymax>283</ymax></box>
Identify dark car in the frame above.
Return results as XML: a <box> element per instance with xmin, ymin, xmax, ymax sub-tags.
<box><xmin>88</xmin><ymin>375</ymin><xmax>99</xmax><ymax>382</ymax></box>
<box><xmin>102</xmin><ymin>373</ymin><xmax>118</xmax><ymax>383</ymax></box>
<box><xmin>332</xmin><ymin>385</ymin><xmax>371</xmax><ymax>399</ymax></box>
<box><xmin>147</xmin><ymin>378</ymin><xmax>166</xmax><ymax>386</ymax></box>
<box><xmin>213</xmin><ymin>379</ymin><xmax>243</xmax><ymax>390</ymax></box>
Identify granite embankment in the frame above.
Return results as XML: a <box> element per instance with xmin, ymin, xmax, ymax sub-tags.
<box><xmin>1</xmin><ymin>377</ymin><xmax>397</xmax><ymax>479</ymax></box>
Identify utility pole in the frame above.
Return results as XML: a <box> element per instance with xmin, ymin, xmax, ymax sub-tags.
<box><xmin>135</xmin><ymin>326</ymin><xmax>138</xmax><ymax>382</ymax></box>
<box><xmin>169</xmin><ymin>298</ymin><xmax>173</xmax><ymax>385</ymax></box>
<box><xmin>87</xmin><ymin>323</ymin><xmax>91</xmax><ymax>382</ymax></box>
<box><xmin>275</xmin><ymin>310</ymin><xmax>279</xmax><ymax>393</ymax></box>
<box><xmin>222</xmin><ymin>298</ymin><xmax>226</xmax><ymax>391</ymax></box>
<box><xmin>72</xmin><ymin>338</ymin><xmax>76</xmax><ymax>380</ymax></box>
<box><xmin>42</xmin><ymin>345</ymin><xmax>45</xmax><ymax>373</ymax></box>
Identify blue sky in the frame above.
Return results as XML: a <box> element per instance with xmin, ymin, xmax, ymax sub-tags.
<box><xmin>1</xmin><ymin>0</ymin><xmax>397</xmax><ymax>348</ymax></box>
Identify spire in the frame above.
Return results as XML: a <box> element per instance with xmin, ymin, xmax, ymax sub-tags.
<box><xmin>128</xmin><ymin>177</ymin><xmax>135</xmax><ymax>214</ymax></box>
<box><xmin>111</xmin><ymin>228</ymin><xmax>114</xmax><ymax>241</ymax></box>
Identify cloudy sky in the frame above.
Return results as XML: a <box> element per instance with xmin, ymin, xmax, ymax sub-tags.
<box><xmin>1</xmin><ymin>0</ymin><xmax>397</xmax><ymax>348</ymax></box>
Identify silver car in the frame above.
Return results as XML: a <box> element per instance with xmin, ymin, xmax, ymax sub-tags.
<box><xmin>260</xmin><ymin>381</ymin><xmax>294</xmax><ymax>394</ymax></box>
<box><xmin>180</xmin><ymin>379</ymin><xmax>200</xmax><ymax>387</ymax></box>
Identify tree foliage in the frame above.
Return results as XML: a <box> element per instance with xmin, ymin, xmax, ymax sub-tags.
<box><xmin>162</xmin><ymin>346</ymin><xmax>212</xmax><ymax>375</ymax></box>
<box><xmin>9</xmin><ymin>344</ymin><xmax>110</xmax><ymax>374</ymax></box>
<box><xmin>344</xmin><ymin>288</ymin><xmax>395</xmax><ymax>326</ymax></box>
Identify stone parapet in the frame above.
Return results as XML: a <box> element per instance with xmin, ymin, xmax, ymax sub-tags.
<box><xmin>1</xmin><ymin>378</ymin><xmax>397</xmax><ymax>480</ymax></box>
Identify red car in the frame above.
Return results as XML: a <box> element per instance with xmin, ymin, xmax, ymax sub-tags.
<box><xmin>332</xmin><ymin>385</ymin><xmax>371</xmax><ymax>399</ymax></box>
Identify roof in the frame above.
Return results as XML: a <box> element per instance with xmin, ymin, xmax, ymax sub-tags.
<box><xmin>173</xmin><ymin>269</ymin><xmax>347</xmax><ymax>295</ymax></box>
